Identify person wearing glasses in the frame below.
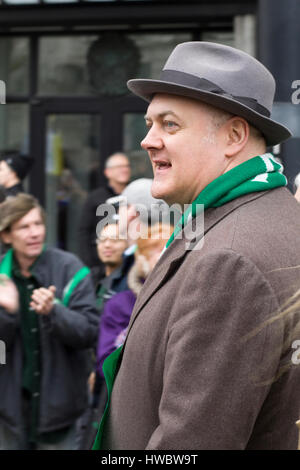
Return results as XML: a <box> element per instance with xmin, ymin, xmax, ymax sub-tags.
<box><xmin>78</xmin><ymin>152</ymin><xmax>131</xmax><ymax>268</ymax></box>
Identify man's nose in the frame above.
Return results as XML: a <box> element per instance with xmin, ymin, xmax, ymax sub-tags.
<box><xmin>29</xmin><ymin>225</ymin><xmax>41</xmax><ymax>237</ymax></box>
<box><xmin>29</xmin><ymin>229</ymin><xmax>38</xmax><ymax>238</ymax></box>
<box><xmin>141</xmin><ymin>126</ymin><xmax>163</xmax><ymax>151</ymax></box>
<box><xmin>103</xmin><ymin>238</ymin><xmax>114</xmax><ymax>247</ymax></box>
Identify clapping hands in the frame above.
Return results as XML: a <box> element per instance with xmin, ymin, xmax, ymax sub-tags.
<box><xmin>0</xmin><ymin>274</ymin><xmax>19</xmax><ymax>314</ymax></box>
<box><xmin>30</xmin><ymin>285</ymin><xmax>56</xmax><ymax>315</ymax></box>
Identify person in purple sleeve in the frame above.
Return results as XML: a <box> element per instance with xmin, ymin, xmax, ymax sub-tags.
<box><xmin>96</xmin><ymin>222</ymin><xmax>173</xmax><ymax>379</ymax></box>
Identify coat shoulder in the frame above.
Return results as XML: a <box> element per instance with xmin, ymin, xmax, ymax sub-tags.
<box><xmin>202</xmin><ymin>188</ymin><xmax>300</xmax><ymax>269</ymax></box>
<box><xmin>43</xmin><ymin>246</ymin><xmax>84</xmax><ymax>268</ymax></box>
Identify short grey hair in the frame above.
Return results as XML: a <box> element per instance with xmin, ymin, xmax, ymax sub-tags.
<box><xmin>209</xmin><ymin>105</ymin><xmax>266</xmax><ymax>147</ymax></box>
<box><xmin>105</xmin><ymin>152</ymin><xmax>129</xmax><ymax>169</ymax></box>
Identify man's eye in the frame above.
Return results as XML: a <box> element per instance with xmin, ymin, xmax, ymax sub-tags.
<box><xmin>164</xmin><ymin>121</ymin><xmax>177</xmax><ymax>129</ymax></box>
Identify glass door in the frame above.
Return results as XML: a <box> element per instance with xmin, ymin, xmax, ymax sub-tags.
<box><xmin>30</xmin><ymin>96</ymin><xmax>149</xmax><ymax>259</ymax></box>
<box><xmin>123</xmin><ymin>112</ymin><xmax>153</xmax><ymax>181</ymax></box>
<box><xmin>45</xmin><ymin>113</ymin><xmax>101</xmax><ymax>255</ymax></box>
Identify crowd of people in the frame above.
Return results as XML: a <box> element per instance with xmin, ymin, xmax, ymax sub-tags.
<box><xmin>0</xmin><ymin>149</ymin><xmax>174</xmax><ymax>450</ymax></box>
<box><xmin>1</xmin><ymin>40</ymin><xmax>300</xmax><ymax>451</ymax></box>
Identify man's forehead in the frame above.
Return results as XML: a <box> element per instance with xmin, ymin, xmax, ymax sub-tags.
<box><xmin>100</xmin><ymin>223</ymin><xmax>119</xmax><ymax>236</ymax></box>
<box><xmin>14</xmin><ymin>207</ymin><xmax>43</xmax><ymax>226</ymax></box>
<box><xmin>108</xmin><ymin>155</ymin><xmax>128</xmax><ymax>166</ymax></box>
<box><xmin>145</xmin><ymin>93</ymin><xmax>207</xmax><ymax>119</ymax></box>
<box><xmin>146</xmin><ymin>94</ymin><xmax>179</xmax><ymax>113</ymax></box>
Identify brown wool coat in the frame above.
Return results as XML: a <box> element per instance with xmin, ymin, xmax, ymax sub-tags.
<box><xmin>102</xmin><ymin>188</ymin><xmax>300</xmax><ymax>450</ymax></box>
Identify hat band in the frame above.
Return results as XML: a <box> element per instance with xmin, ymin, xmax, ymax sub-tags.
<box><xmin>160</xmin><ymin>69</ymin><xmax>271</xmax><ymax>118</ymax></box>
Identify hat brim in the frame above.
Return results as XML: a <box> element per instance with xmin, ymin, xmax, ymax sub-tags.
<box><xmin>127</xmin><ymin>78</ymin><xmax>292</xmax><ymax>147</ymax></box>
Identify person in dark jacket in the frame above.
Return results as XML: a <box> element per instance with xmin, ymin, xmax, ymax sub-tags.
<box><xmin>0</xmin><ymin>193</ymin><xmax>99</xmax><ymax>450</ymax></box>
<box><xmin>92</xmin><ymin>222</ymin><xmax>129</xmax><ymax>311</ymax></box>
<box><xmin>78</xmin><ymin>152</ymin><xmax>131</xmax><ymax>268</ymax></box>
<box><xmin>0</xmin><ymin>150</ymin><xmax>34</xmax><ymax>199</ymax></box>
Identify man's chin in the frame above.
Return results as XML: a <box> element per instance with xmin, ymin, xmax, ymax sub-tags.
<box><xmin>26</xmin><ymin>245</ymin><xmax>43</xmax><ymax>258</ymax></box>
<box><xmin>151</xmin><ymin>183</ymin><xmax>172</xmax><ymax>206</ymax></box>
<box><xmin>151</xmin><ymin>181</ymin><xmax>166</xmax><ymax>200</ymax></box>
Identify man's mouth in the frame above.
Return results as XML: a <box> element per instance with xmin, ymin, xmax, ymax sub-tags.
<box><xmin>153</xmin><ymin>160</ymin><xmax>172</xmax><ymax>172</ymax></box>
<box><xmin>103</xmin><ymin>251</ymin><xmax>113</xmax><ymax>256</ymax></box>
<box><xmin>27</xmin><ymin>241</ymin><xmax>42</xmax><ymax>249</ymax></box>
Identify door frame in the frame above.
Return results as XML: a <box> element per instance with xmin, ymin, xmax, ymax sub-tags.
<box><xmin>29</xmin><ymin>94</ymin><xmax>147</xmax><ymax>205</ymax></box>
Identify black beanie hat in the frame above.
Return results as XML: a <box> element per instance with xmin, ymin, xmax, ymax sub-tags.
<box><xmin>1</xmin><ymin>151</ymin><xmax>34</xmax><ymax>180</ymax></box>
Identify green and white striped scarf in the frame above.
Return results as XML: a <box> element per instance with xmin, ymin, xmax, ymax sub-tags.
<box><xmin>166</xmin><ymin>153</ymin><xmax>287</xmax><ymax>248</ymax></box>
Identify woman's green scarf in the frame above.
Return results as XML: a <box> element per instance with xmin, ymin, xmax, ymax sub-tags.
<box><xmin>166</xmin><ymin>153</ymin><xmax>286</xmax><ymax>248</ymax></box>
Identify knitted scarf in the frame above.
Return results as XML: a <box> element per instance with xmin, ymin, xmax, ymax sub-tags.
<box><xmin>166</xmin><ymin>153</ymin><xmax>286</xmax><ymax>248</ymax></box>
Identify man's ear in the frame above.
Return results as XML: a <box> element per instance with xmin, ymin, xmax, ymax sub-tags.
<box><xmin>295</xmin><ymin>186</ymin><xmax>300</xmax><ymax>203</ymax></box>
<box><xmin>1</xmin><ymin>229</ymin><xmax>11</xmax><ymax>245</ymax></box>
<box><xmin>104</xmin><ymin>167</ymin><xmax>111</xmax><ymax>180</ymax></box>
<box><xmin>224</xmin><ymin>117</ymin><xmax>250</xmax><ymax>157</ymax></box>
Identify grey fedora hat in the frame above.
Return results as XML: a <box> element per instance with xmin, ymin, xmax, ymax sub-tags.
<box><xmin>127</xmin><ymin>41</ymin><xmax>292</xmax><ymax>146</ymax></box>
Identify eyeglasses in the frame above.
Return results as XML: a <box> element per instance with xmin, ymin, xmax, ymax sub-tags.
<box><xmin>96</xmin><ymin>236</ymin><xmax>125</xmax><ymax>244</ymax></box>
<box><xmin>107</xmin><ymin>164</ymin><xmax>130</xmax><ymax>169</ymax></box>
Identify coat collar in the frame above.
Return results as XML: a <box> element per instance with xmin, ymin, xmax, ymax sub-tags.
<box><xmin>0</xmin><ymin>244</ymin><xmax>47</xmax><ymax>281</ymax></box>
<box><xmin>125</xmin><ymin>190</ymin><xmax>269</xmax><ymax>338</ymax></box>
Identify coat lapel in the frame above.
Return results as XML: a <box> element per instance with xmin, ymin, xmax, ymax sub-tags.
<box><xmin>125</xmin><ymin>190</ymin><xmax>269</xmax><ymax>339</ymax></box>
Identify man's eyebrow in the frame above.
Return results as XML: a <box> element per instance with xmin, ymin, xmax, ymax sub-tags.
<box><xmin>144</xmin><ymin>110</ymin><xmax>180</xmax><ymax>121</ymax></box>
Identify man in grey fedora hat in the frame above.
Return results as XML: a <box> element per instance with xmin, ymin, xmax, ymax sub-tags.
<box><xmin>93</xmin><ymin>42</ymin><xmax>300</xmax><ymax>450</ymax></box>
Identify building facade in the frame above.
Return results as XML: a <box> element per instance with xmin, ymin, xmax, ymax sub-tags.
<box><xmin>0</xmin><ymin>0</ymin><xmax>299</xmax><ymax>256</ymax></box>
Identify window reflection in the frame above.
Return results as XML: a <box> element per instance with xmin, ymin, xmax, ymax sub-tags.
<box><xmin>123</xmin><ymin>113</ymin><xmax>153</xmax><ymax>181</ymax></box>
<box><xmin>45</xmin><ymin>114</ymin><xmax>101</xmax><ymax>254</ymax></box>
<box><xmin>0</xmin><ymin>37</ymin><xmax>29</xmax><ymax>96</ymax></box>
<box><xmin>0</xmin><ymin>104</ymin><xmax>29</xmax><ymax>154</ymax></box>
<box><xmin>38</xmin><ymin>32</ymin><xmax>192</xmax><ymax>96</ymax></box>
